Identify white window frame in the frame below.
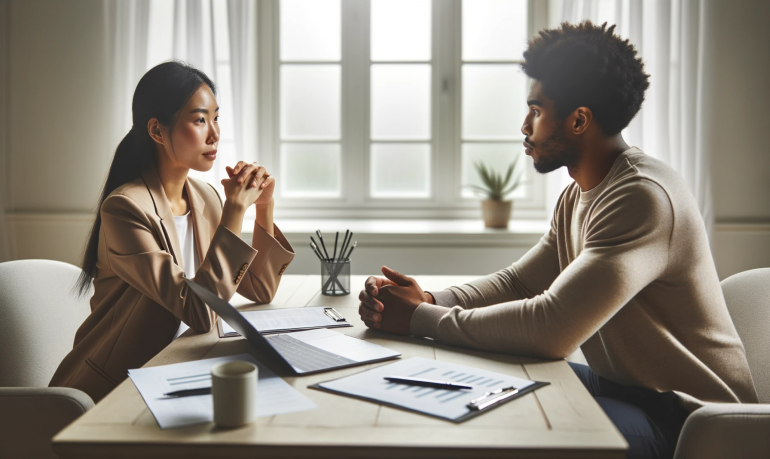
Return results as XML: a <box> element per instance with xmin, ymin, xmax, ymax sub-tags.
<box><xmin>257</xmin><ymin>0</ymin><xmax>549</xmax><ymax>220</ymax></box>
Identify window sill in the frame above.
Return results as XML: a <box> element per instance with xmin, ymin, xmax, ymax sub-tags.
<box><xmin>243</xmin><ymin>218</ymin><xmax>549</xmax><ymax>247</ymax></box>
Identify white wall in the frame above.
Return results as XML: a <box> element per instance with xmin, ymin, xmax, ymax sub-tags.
<box><xmin>707</xmin><ymin>0</ymin><xmax>770</xmax><ymax>279</ymax></box>
<box><xmin>2</xmin><ymin>0</ymin><xmax>769</xmax><ymax>280</ymax></box>
<box><xmin>3</xmin><ymin>0</ymin><xmax>111</xmax><ymax>263</ymax></box>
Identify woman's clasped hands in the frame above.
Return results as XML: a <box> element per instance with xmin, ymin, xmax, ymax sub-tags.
<box><xmin>221</xmin><ymin>161</ymin><xmax>275</xmax><ymax>208</ymax></box>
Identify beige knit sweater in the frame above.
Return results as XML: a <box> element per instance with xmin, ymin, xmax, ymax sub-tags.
<box><xmin>412</xmin><ymin>148</ymin><xmax>758</xmax><ymax>411</ymax></box>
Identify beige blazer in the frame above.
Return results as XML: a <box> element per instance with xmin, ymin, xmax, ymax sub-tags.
<box><xmin>50</xmin><ymin>167</ymin><xmax>294</xmax><ymax>402</ymax></box>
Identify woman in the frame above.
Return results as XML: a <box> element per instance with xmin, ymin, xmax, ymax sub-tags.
<box><xmin>50</xmin><ymin>61</ymin><xmax>294</xmax><ymax>402</ymax></box>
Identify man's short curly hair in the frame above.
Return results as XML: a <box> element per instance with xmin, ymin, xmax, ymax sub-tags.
<box><xmin>521</xmin><ymin>21</ymin><xmax>650</xmax><ymax>136</ymax></box>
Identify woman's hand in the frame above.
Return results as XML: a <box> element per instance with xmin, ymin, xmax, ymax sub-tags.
<box><xmin>221</xmin><ymin>161</ymin><xmax>265</xmax><ymax>210</ymax></box>
<box><xmin>225</xmin><ymin>162</ymin><xmax>275</xmax><ymax>205</ymax></box>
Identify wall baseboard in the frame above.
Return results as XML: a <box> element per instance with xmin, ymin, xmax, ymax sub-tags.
<box><xmin>5</xmin><ymin>213</ymin><xmax>770</xmax><ymax>279</ymax></box>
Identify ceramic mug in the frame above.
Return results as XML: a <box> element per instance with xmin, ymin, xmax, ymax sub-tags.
<box><xmin>211</xmin><ymin>361</ymin><xmax>258</xmax><ymax>428</ymax></box>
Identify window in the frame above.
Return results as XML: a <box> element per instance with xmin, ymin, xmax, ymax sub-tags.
<box><xmin>257</xmin><ymin>0</ymin><xmax>547</xmax><ymax>219</ymax></box>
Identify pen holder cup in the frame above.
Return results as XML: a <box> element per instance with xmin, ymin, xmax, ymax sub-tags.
<box><xmin>321</xmin><ymin>259</ymin><xmax>350</xmax><ymax>296</ymax></box>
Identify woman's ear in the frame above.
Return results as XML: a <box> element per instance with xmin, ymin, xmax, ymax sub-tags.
<box><xmin>147</xmin><ymin>118</ymin><xmax>165</xmax><ymax>145</ymax></box>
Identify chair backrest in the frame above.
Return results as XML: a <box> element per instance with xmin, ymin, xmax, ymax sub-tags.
<box><xmin>0</xmin><ymin>260</ymin><xmax>91</xmax><ymax>387</ymax></box>
<box><xmin>721</xmin><ymin>267</ymin><xmax>770</xmax><ymax>403</ymax></box>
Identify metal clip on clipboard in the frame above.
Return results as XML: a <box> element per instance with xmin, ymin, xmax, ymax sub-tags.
<box><xmin>467</xmin><ymin>386</ymin><xmax>520</xmax><ymax>411</ymax></box>
<box><xmin>323</xmin><ymin>307</ymin><xmax>345</xmax><ymax>322</ymax></box>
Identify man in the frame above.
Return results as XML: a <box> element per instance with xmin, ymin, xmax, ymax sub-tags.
<box><xmin>358</xmin><ymin>21</ymin><xmax>758</xmax><ymax>459</ymax></box>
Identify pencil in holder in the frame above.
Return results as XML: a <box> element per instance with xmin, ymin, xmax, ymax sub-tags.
<box><xmin>321</xmin><ymin>259</ymin><xmax>350</xmax><ymax>296</ymax></box>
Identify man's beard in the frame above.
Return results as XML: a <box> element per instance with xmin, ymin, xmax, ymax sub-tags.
<box><xmin>530</xmin><ymin>128</ymin><xmax>580</xmax><ymax>174</ymax></box>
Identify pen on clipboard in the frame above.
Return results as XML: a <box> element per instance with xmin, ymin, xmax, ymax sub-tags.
<box><xmin>323</xmin><ymin>307</ymin><xmax>345</xmax><ymax>322</ymax></box>
<box><xmin>384</xmin><ymin>376</ymin><xmax>473</xmax><ymax>390</ymax></box>
<box><xmin>466</xmin><ymin>386</ymin><xmax>519</xmax><ymax>411</ymax></box>
<box><xmin>163</xmin><ymin>387</ymin><xmax>211</xmax><ymax>397</ymax></box>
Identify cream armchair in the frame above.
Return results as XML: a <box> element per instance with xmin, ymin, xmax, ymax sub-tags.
<box><xmin>0</xmin><ymin>260</ymin><xmax>94</xmax><ymax>459</ymax></box>
<box><xmin>674</xmin><ymin>268</ymin><xmax>770</xmax><ymax>459</ymax></box>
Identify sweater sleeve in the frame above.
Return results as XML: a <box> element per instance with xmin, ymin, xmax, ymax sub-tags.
<box><xmin>412</xmin><ymin>180</ymin><xmax>673</xmax><ymax>359</ymax></box>
<box><xmin>431</xmin><ymin>226</ymin><xmax>561</xmax><ymax>309</ymax></box>
<box><xmin>427</xmin><ymin>189</ymin><xmax>568</xmax><ymax>311</ymax></box>
<box><xmin>413</xmin><ymin>227</ymin><xmax>561</xmax><ymax>337</ymax></box>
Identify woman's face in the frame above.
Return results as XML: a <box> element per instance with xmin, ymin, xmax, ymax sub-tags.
<box><xmin>160</xmin><ymin>84</ymin><xmax>220</xmax><ymax>172</ymax></box>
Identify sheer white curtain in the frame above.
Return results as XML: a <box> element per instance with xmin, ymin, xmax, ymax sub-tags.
<box><xmin>227</xmin><ymin>0</ymin><xmax>258</xmax><ymax>170</ymax></box>
<box><xmin>104</xmin><ymin>0</ymin><xmax>150</xmax><ymax>161</ymax></box>
<box><xmin>547</xmin><ymin>0</ymin><xmax>714</xmax><ymax>237</ymax></box>
<box><xmin>104</xmin><ymin>0</ymin><xmax>258</xmax><ymax>196</ymax></box>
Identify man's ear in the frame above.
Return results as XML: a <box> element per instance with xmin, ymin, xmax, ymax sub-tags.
<box><xmin>147</xmin><ymin>118</ymin><xmax>165</xmax><ymax>145</ymax></box>
<box><xmin>571</xmin><ymin>107</ymin><xmax>593</xmax><ymax>135</ymax></box>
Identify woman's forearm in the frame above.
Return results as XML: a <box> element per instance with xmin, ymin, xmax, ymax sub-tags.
<box><xmin>220</xmin><ymin>200</ymin><xmax>247</xmax><ymax>238</ymax></box>
<box><xmin>256</xmin><ymin>198</ymin><xmax>274</xmax><ymax>237</ymax></box>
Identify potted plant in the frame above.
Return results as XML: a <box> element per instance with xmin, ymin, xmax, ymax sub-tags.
<box><xmin>465</xmin><ymin>157</ymin><xmax>524</xmax><ymax>229</ymax></box>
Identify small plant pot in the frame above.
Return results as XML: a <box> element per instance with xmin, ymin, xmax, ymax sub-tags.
<box><xmin>481</xmin><ymin>199</ymin><xmax>512</xmax><ymax>229</ymax></box>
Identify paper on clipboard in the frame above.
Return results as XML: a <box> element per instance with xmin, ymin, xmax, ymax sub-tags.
<box><xmin>218</xmin><ymin>307</ymin><xmax>352</xmax><ymax>338</ymax></box>
<box><xmin>310</xmin><ymin>357</ymin><xmax>549</xmax><ymax>423</ymax></box>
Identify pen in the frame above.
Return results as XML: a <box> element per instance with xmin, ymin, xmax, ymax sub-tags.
<box><xmin>163</xmin><ymin>387</ymin><xmax>211</xmax><ymax>397</ymax></box>
<box><xmin>340</xmin><ymin>230</ymin><xmax>351</xmax><ymax>259</ymax></box>
<box><xmin>310</xmin><ymin>236</ymin><xmax>325</xmax><ymax>260</ymax></box>
<box><xmin>316</xmin><ymin>230</ymin><xmax>330</xmax><ymax>260</ymax></box>
<box><xmin>309</xmin><ymin>241</ymin><xmax>326</xmax><ymax>263</ymax></box>
<box><xmin>343</xmin><ymin>241</ymin><xmax>357</xmax><ymax>260</ymax></box>
<box><xmin>384</xmin><ymin>376</ymin><xmax>473</xmax><ymax>390</ymax></box>
<box><xmin>339</xmin><ymin>230</ymin><xmax>350</xmax><ymax>260</ymax></box>
<box><xmin>332</xmin><ymin>231</ymin><xmax>339</xmax><ymax>261</ymax></box>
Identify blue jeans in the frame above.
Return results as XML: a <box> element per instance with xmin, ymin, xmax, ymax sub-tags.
<box><xmin>569</xmin><ymin>363</ymin><xmax>689</xmax><ymax>459</ymax></box>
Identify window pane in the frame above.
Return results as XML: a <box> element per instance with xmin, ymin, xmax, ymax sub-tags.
<box><xmin>370</xmin><ymin>143</ymin><xmax>431</xmax><ymax>198</ymax></box>
<box><xmin>371</xmin><ymin>0</ymin><xmax>431</xmax><ymax>62</ymax></box>
<box><xmin>281</xmin><ymin>143</ymin><xmax>341</xmax><ymax>197</ymax></box>
<box><xmin>462</xmin><ymin>64</ymin><xmax>526</xmax><ymax>140</ymax></box>
<box><xmin>371</xmin><ymin>64</ymin><xmax>431</xmax><ymax>140</ymax></box>
<box><xmin>280</xmin><ymin>0</ymin><xmax>340</xmax><ymax>61</ymax></box>
<box><xmin>281</xmin><ymin>65</ymin><xmax>341</xmax><ymax>140</ymax></box>
<box><xmin>461</xmin><ymin>143</ymin><xmax>527</xmax><ymax>199</ymax></box>
<box><xmin>462</xmin><ymin>0</ymin><xmax>528</xmax><ymax>61</ymax></box>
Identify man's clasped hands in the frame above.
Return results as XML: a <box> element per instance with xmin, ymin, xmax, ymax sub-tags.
<box><xmin>358</xmin><ymin>267</ymin><xmax>436</xmax><ymax>335</ymax></box>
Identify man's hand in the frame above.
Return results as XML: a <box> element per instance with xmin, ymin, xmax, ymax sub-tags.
<box><xmin>358</xmin><ymin>273</ymin><xmax>395</xmax><ymax>329</ymax></box>
<box><xmin>358</xmin><ymin>266</ymin><xmax>433</xmax><ymax>335</ymax></box>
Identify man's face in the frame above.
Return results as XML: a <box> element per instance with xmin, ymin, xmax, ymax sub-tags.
<box><xmin>521</xmin><ymin>80</ymin><xmax>579</xmax><ymax>174</ymax></box>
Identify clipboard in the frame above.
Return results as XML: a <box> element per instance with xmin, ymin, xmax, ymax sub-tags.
<box><xmin>309</xmin><ymin>357</ymin><xmax>550</xmax><ymax>423</ymax></box>
<box><xmin>217</xmin><ymin>307</ymin><xmax>352</xmax><ymax>338</ymax></box>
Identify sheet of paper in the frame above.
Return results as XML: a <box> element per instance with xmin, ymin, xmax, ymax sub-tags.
<box><xmin>128</xmin><ymin>353</ymin><xmax>316</xmax><ymax>429</ymax></box>
<box><xmin>289</xmin><ymin>328</ymin><xmax>401</xmax><ymax>362</ymax></box>
<box><xmin>316</xmin><ymin>357</ymin><xmax>535</xmax><ymax>421</ymax></box>
<box><xmin>222</xmin><ymin>307</ymin><xmax>350</xmax><ymax>336</ymax></box>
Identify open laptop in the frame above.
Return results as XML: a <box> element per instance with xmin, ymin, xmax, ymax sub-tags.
<box><xmin>185</xmin><ymin>279</ymin><xmax>401</xmax><ymax>375</ymax></box>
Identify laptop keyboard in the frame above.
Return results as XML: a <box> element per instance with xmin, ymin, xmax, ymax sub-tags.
<box><xmin>266</xmin><ymin>333</ymin><xmax>356</xmax><ymax>373</ymax></box>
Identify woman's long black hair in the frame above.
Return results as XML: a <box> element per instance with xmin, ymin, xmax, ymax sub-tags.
<box><xmin>75</xmin><ymin>61</ymin><xmax>216</xmax><ymax>296</ymax></box>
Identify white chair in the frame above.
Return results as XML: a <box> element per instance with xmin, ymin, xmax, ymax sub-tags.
<box><xmin>674</xmin><ymin>268</ymin><xmax>770</xmax><ymax>459</ymax></box>
<box><xmin>0</xmin><ymin>259</ymin><xmax>94</xmax><ymax>459</ymax></box>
